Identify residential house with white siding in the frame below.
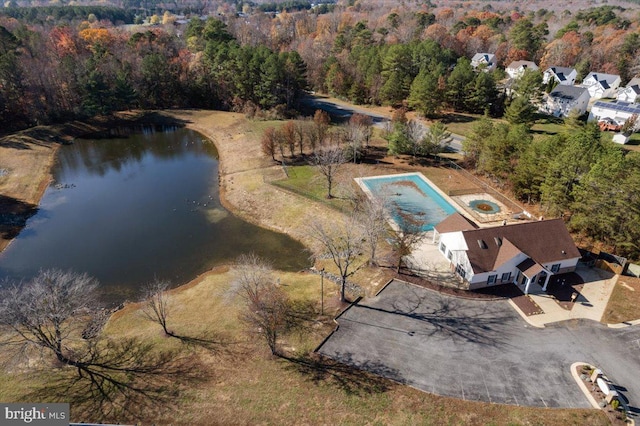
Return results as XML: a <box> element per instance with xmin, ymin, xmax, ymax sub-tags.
<box><xmin>433</xmin><ymin>213</ymin><xmax>581</xmax><ymax>294</ymax></box>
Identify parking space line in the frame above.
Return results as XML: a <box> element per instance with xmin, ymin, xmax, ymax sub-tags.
<box><xmin>481</xmin><ymin>369</ymin><xmax>492</xmax><ymax>403</ymax></box>
<box><xmin>502</xmin><ymin>368</ymin><xmax>518</xmax><ymax>405</ymax></box>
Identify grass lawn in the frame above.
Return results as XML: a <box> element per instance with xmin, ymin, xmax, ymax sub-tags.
<box><xmin>602</xmin><ymin>275</ymin><xmax>640</xmax><ymax>324</ymax></box>
<box><xmin>530</xmin><ymin>116</ymin><xmax>567</xmax><ymax>140</ymax></box>
<box><xmin>0</xmin><ymin>267</ymin><xmax>609</xmax><ymax>425</ymax></box>
<box><xmin>272</xmin><ymin>165</ymin><xmax>355</xmax><ymax>212</ymax></box>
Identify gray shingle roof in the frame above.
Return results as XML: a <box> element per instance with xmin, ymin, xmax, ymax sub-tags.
<box><xmin>549</xmin><ymin>85</ymin><xmax>588</xmax><ymax>101</ymax></box>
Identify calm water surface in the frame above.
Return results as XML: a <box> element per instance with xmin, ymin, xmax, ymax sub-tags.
<box><xmin>0</xmin><ymin>127</ymin><xmax>308</xmax><ymax>302</ymax></box>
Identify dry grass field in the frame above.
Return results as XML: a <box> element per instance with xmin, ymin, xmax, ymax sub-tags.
<box><xmin>0</xmin><ymin>110</ymin><xmax>617</xmax><ymax>425</ymax></box>
<box><xmin>602</xmin><ymin>275</ymin><xmax>640</xmax><ymax>324</ymax></box>
<box><xmin>2</xmin><ymin>267</ymin><xmax>610</xmax><ymax>425</ymax></box>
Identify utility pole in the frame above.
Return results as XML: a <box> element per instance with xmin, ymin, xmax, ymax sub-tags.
<box><xmin>320</xmin><ymin>268</ymin><xmax>325</xmax><ymax>315</ymax></box>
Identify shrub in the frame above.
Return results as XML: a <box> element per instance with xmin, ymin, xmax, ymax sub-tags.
<box><xmin>611</xmin><ymin>399</ymin><xmax>620</xmax><ymax>410</ymax></box>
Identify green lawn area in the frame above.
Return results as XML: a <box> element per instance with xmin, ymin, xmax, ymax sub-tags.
<box><xmin>530</xmin><ymin>116</ymin><xmax>567</xmax><ymax>140</ymax></box>
<box><xmin>271</xmin><ymin>165</ymin><xmax>354</xmax><ymax>212</ymax></box>
<box><xmin>432</xmin><ymin>112</ymin><xmax>567</xmax><ymax>141</ymax></box>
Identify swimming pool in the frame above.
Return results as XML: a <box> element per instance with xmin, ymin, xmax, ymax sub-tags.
<box><xmin>357</xmin><ymin>173</ymin><xmax>457</xmax><ymax>231</ymax></box>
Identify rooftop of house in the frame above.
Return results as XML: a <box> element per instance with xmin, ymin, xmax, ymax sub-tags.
<box><xmin>545</xmin><ymin>66</ymin><xmax>576</xmax><ymax>81</ymax></box>
<box><xmin>625</xmin><ymin>77</ymin><xmax>640</xmax><ymax>94</ymax></box>
<box><xmin>472</xmin><ymin>53</ymin><xmax>495</xmax><ymax>63</ymax></box>
<box><xmin>549</xmin><ymin>85</ymin><xmax>588</xmax><ymax>101</ymax></box>
<box><xmin>593</xmin><ymin>100</ymin><xmax>640</xmax><ymax>114</ymax></box>
<box><xmin>507</xmin><ymin>60</ymin><xmax>538</xmax><ymax>70</ymax></box>
<box><xmin>434</xmin><ymin>212</ymin><xmax>478</xmax><ymax>234</ymax></box>
<box><xmin>584</xmin><ymin>72</ymin><xmax>620</xmax><ymax>89</ymax></box>
<box><xmin>453</xmin><ymin>218</ymin><xmax>580</xmax><ymax>274</ymax></box>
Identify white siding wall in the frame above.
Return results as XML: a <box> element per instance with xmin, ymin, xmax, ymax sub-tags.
<box><xmin>468</xmin><ymin>251</ymin><xmax>528</xmax><ymax>285</ymax></box>
<box><xmin>617</xmin><ymin>88</ymin><xmax>639</xmax><ymax>103</ymax></box>
<box><xmin>589</xmin><ymin>105</ymin><xmax>635</xmax><ymax>126</ymax></box>
<box><xmin>543</xmin><ymin>257</ymin><xmax>580</xmax><ymax>274</ymax></box>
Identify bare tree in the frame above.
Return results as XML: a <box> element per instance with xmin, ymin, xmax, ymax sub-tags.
<box><xmin>356</xmin><ymin>197</ymin><xmax>389</xmax><ymax>265</ymax></box>
<box><xmin>385</xmin><ymin>213</ymin><xmax>427</xmax><ymax>273</ymax></box>
<box><xmin>233</xmin><ymin>254</ymin><xmax>291</xmax><ymax>356</ymax></box>
<box><xmin>344</xmin><ymin>121</ymin><xmax>365</xmax><ymax>163</ymax></box>
<box><xmin>0</xmin><ymin>269</ymin><xmax>199</xmax><ymax>418</ymax></box>
<box><xmin>307</xmin><ymin>214</ymin><xmax>367</xmax><ymax>302</ymax></box>
<box><xmin>294</xmin><ymin>120</ymin><xmax>307</xmax><ymax>155</ymax></box>
<box><xmin>406</xmin><ymin>119</ymin><xmax>425</xmax><ymax>159</ymax></box>
<box><xmin>0</xmin><ymin>269</ymin><xmax>99</xmax><ymax>367</ymax></box>
<box><xmin>312</xmin><ymin>144</ymin><xmax>346</xmax><ymax>199</ymax></box>
<box><xmin>349</xmin><ymin>113</ymin><xmax>373</xmax><ymax>147</ymax></box>
<box><xmin>141</xmin><ymin>279</ymin><xmax>172</xmax><ymax>337</ymax></box>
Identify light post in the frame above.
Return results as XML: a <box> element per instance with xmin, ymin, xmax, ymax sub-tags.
<box><xmin>320</xmin><ymin>268</ymin><xmax>325</xmax><ymax>315</ymax></box>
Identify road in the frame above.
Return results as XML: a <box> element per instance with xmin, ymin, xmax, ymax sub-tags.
<box><xmin>318</xmin><ymin>280</ymin><xmax>640</xmax><ymax>413</ymax></box>
<box><xmin>301</xmin><ymin>95</ymin><xmax>465</xmax><ymax>152</ymax></box>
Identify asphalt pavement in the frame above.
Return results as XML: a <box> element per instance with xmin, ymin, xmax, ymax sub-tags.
<box><xmin>317</xmin><ymin>279</ymin><xmax>640</xmax><ymax>412</ymax></box>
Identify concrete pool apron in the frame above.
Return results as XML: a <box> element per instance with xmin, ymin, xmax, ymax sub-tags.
<box><xmin>316</xmin><ymin>279</ymin><xmax>640</xmax><ymax>410</ymax></box>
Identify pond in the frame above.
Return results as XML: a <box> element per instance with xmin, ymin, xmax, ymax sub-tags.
<box><xmin>0</xmin><ymin>127</ymin><xmax>308</xmax><ymax>302</ymax></box>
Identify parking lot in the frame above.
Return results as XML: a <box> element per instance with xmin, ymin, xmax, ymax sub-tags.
<box><xmin>317</xmin><ymin>280</ymin><xmax>640</xmax><ymax>409</ymax></box>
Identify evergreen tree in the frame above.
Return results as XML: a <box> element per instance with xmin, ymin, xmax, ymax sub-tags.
<box><xmin>407</xmin><ymin>68</ymin><xmax>443</xmax><ymax>117</ymax></box>
<box><xmin>446</xmin><ymin>57</ymin><xmax>475</xmax><ymax>111</ymax></box>
<box><xmin>504</xmin><ymin>96</ymin><xmax>535</xmax><ymax>126</ymax></box>
<box><xmin>467</xmin><ymin>71</ymin><xmax>498</xmax><ymax>114</ymax></box>
<box><xmin>462</xmin><ymin>114</ymin><xmax>493</xmax><ymax>167</ymax></box>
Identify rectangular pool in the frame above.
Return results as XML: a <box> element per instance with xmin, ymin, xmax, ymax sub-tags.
<box><xmin>357</xmin><ymin>173</ymin><xmax>457</xmax><ymax>231</ymax></box>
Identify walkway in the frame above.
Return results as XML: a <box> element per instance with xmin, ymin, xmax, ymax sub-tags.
<box><xmin>511</xmin><ymin>265</ymin><xmax>619</xmax><ymax>328</ymax></box>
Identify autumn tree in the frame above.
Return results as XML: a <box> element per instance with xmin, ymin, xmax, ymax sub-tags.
<box><xmin>262</xmin><ymin>126</ymin><xmax>279</xmax><ymax>161</ymax></box>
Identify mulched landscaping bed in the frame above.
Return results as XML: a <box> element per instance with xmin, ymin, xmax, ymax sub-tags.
<box><xmin>575</xmin><ymin>364</ymin><xmax>629</xmax><ymax>426</ymax></box>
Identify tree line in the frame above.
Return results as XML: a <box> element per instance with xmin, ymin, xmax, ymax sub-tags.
<box><xmin>0</xmin><ymin>6</ymin><xmax>136</xmax><ymax>25</ymax></box>
<box><xmin>463</xmin><ymin>118</ymin><xmax>640</xmax><ymax>259</ymax></box>
<box><xmin>0</xmin><ymin>16</ymin><xmax>307</xmax><ymax>132</ymax></box>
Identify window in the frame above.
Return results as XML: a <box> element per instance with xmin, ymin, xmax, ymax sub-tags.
<box><xmin>551</xmin><ymin>263</ymin><xmax>561</xmax><ymax>273</ymax></box>
<box><xmin>447</xmin><ymin>251</ymin><xmax>453</xmax><ymax>261</ymax></box>
<box><xmin>440</xmin><ymin>242</ymin><xmax>446</xmax><ymax>254</ymax></box>
<box><xmin>455</xmin><ymin>264</ymin><xmax>466</xmax><ymax>279</ymax></box>
<box><xmin>487</xmin><ymin>274</ymin><xmax>497</xmax><ymax>285</ymax></box>
<box><xmin>501</xmin><ymin>272</ymin><xmax>511</xmax><ymax>282</ymax></box>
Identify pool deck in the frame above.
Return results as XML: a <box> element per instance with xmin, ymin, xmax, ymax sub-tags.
<box><xmin>356</xmin><ymin>172</ymin><xmax>511</xmax><ymax>231</ymax></box>
<box><xmin>451</xmin><ymin>193</ymin><xmax>513</xmax><ymax>224</ymax></box>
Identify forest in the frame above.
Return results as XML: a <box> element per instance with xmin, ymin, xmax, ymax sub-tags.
<box><xmin>1</xmin><ymin>0</ymin><xmax>640</xmax><ymax>257</ymax></box>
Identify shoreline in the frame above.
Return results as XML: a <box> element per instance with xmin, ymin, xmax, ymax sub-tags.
<box><xmin>0</xmin><ymin>110</ymin><xmax>346</xmax><ymax>286</ymax></box>
<box><xmin>0</xmin><ymin>112</ymin><xmax>192</xmax><ymax>254</ymax></box>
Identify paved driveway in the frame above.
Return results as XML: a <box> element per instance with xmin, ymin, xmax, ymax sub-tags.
<box><xmin>317</xmin><ymin>280</ymin><xmax>640</xmax><ymax>410</ymax></box>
